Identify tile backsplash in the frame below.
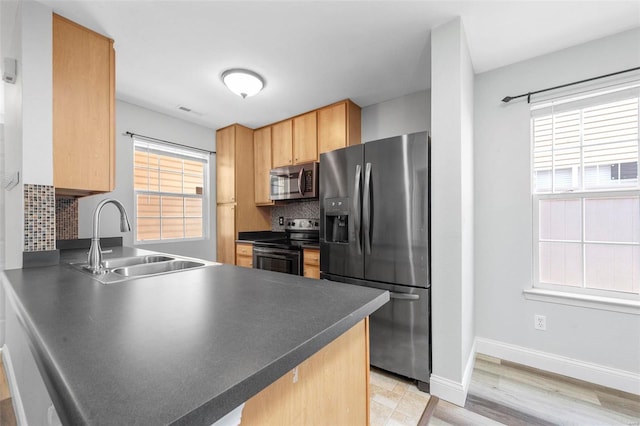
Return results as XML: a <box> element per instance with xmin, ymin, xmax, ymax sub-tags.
<box><xmin>271</xmin><ymin>200</ymin><xmax>320</xmax><ymax>231</ymax></box>
<box><xmin>24</xmin><ymin>184</ymin><xmax>56</xmax><ymax>251</ymax></box>
<box><xmin>55</xmin><ymin>196</ymin><xmax>78</xmax><ymax>240</ymax></box>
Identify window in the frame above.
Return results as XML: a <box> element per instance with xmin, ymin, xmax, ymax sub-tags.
<box><xmin>531</xmin><ymin>83</ymin><xmax>640</xmax><ymax>300</ymax></box>
<box><xmin>133</xmin><ymin>137</ymin><xmax>209</xmax><ymax>242</ymax></box>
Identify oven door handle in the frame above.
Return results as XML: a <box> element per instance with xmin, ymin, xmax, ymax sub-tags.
<box><xmin>297</xmin><ymin>167</ymin><xmax>305</xmax><ymax>196</ymax></box>
<box><xmin>254</xmin><ymin>248</ymin><xmax>300</xmax><ymax>258</ymax></box>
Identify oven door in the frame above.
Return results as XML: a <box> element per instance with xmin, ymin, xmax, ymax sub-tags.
<box><xmin>253</xmin><ymin>246</ymin><xmax>302</xmax><ymax>275</ymax></box>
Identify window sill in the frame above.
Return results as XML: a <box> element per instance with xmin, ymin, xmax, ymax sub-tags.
<box><xmin>523</xmin><ymin>288</ymin><xmax>640</xmax><ymax>315</ymax></box>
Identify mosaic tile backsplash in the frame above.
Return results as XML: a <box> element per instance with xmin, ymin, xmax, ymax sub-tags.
<box><xmin>271</xmin><ymin>200</ymin><xmax>320</xmax><ymax>231</ymax></box>
<box><xmin>24</xmin><ymin>184</ymin><xmax>56</xmax><ymax>251</ymax></box>
<box><xmin>56</xmin><ymin>196</ymin><xmax>78</xmax><ymax>240</ymax></box>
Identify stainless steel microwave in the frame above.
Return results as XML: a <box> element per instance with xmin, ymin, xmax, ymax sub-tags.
<box><xmin>270</xmin><ymin>162</ymin><xmax>319</xmax><ymax>201</ymax></box>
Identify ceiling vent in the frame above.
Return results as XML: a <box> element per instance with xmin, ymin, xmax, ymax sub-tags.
<box><xmin>176</xmin><ymin>105</ymin><xmax>204</xmax><ymax>116</ymax></box>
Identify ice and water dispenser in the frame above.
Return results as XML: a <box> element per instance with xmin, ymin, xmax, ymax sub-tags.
<box><xmin>324</xmin><ymin>197</ymin><xmax>350</xmax><ymax>243</ymax></box>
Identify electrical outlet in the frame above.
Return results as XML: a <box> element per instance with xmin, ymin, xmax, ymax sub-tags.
<box><xmin>534</xmin><ymin>314</ymin><xmax>546</xmax><ymax>331</ymax></box>
<box><xmin>279</xmin><ymin>216</ymin><xmax>284</xmax><ymax>226</ymax></box>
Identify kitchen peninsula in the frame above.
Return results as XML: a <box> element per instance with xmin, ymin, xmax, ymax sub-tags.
<box><xmin>2</xmin><ymin>246</ymin><xmax>388</xmax><ymax>425</ymax></box>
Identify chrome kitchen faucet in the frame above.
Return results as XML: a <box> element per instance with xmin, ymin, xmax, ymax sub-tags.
<box><xmin>87</xmin><ymin>199</ymin><xmax>131</xmax><ymax>273</ymax></box>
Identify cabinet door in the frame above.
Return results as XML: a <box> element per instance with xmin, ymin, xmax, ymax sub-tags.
<box><xmin>217</xmin><ymin>204</ymin><xmax>236</xmax><ymax>265</ymax></box>
<box><xmin>303</xmin><ymin>249</ymin><xmax>320</xmax><ymax>279</ymax></box>
<box><xmin>53</xmin><ymin>14</ymin><xmax>115</xmax><ymax>194</ymax></box>
<box><xmin>293</xmin><ymin>112</ymin><xmax>318</xmax><ymax>164</ymax></box>
<box><xmin>216</xmin><ymin>126</ymin><xmax>236</xmax><ymax>204</ymax></box>
<box><xmin>253</xmin><ymin>127</ymin><xmax>273</xmax><ymax>205</ymax></box>
<box><xmin>271</xmin><ymin>120</ymin><xmax>293</xmax><ymax>168</ymax></box>
<box><xmin>318</xmin><ymin>102</ymin><xmax>347</xmax><ymax>155</ymax></box>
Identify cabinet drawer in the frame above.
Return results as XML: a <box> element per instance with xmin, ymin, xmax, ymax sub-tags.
<box><xmin>303</xmin><ymin>249</ymin><xmax>320</xmax><ymax>266</ymax></box>
<box><xmin>236</xmin><ymin>255</ymin><xmax>253</xmax><ymax>269</ymax></box>
<box><xmin>303</xmin><ymin>264</ymin><xmax>320</xmax><ymax>279</ymax></box>
<box><xmin>236</xmin><ymin>243</ymin><xmax>253</xmax><ymax>256</ymax></box>
<box><xmin>236</xmin><ymin>243</ymin><xmax>254</xmax><ymax>268</ymax></box>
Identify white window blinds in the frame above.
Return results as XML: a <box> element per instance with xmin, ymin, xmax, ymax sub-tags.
<box><xmin>133</xmin><ymin>137</ymin><xmax>209</xmax><ymax>242</ymax></box>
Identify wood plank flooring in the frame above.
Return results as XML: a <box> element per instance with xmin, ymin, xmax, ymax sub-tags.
<box><xmin>0</xmin><ymin>357</ymin><xmax>17</xmax><ymax>426</ymax></box>
<box><xmin>0</xmin><ymin>353</ymin><xmax>636</xmax><ymax>426</ymax></box>
<box><xmin>430</xmin><ymin>354</ymin><xmax>640</xmax><ymax>425</ymax></box>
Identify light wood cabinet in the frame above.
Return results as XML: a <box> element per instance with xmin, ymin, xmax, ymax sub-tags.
<box><xmin>216</xmin><ymin>124</ymin><xmax>271</xmax><ymax>265</ymax></box>
<box><xmin>253</xmin><ymin>127</ymin><xmax>273</xmax><ymax>206</ymax></box>
<box><xmin>293</xmin><ymin>111</ymin><xmax>318</xmax><ymax>164</ymax></box>
<box><xmin>271</xmin><ymin>119</ymin><xmax>293</xmax><ymax>168</ymax></box>
<box><xmin>52</xmin><ymin>14</ymin><xmax>115</xmax><ymax>196</ymax></box>
<box><xmin>217</xmin><ymin>204</ymin><xmax>236</xmax><ymax>265</ymax></box>
<box><xmin>318</xmin><ymin>100</ymin><xmax>361</xmax><ymax>155</ymax></box>
<box><xmin>303</xmin><ymin>248</ymin><xmax>320</xmax><ymax>279</ymax></box>
<box><xmin>242</xmin><ymin>319</ymin><xmax>369</xmax><ymax>425</ymax></box>
<box><xmin>236</xmin><ymin>243</ymin><xmax>253</xmax><ymax>268</ymax></box>
<box><xmin>216</xmin><ymin>126</ymin><xmax>236</xmax><ymax>204</ymax></box>
<box><xmin>271</xmin><ymin>112</ymin><xmax>317</xmax><ymax>167</ymax></box>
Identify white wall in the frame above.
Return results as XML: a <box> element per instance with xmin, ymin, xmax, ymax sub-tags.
<box><xmin>361</xmin><ymin>90</ymin><xmax>430</xmax><ymax>142</ymax></box>
<box><xmin>78</xmin><ymin>100</ymin><xmax>217</xmax><ymax>261</ymax></box>
<box><xmin>21</xmin><ymin>0</ymin><xmax>52</xmax><ymax>186</ymax></box>
<box><xmin>474</xmin><ymin>27</ymin><xmax>640</xmax><ymax>391</ymax></box>
<box><xmin>429</xmin><ymin>17</ymin><xmax>475</xmax><ymax>406</ymax></box>
<box><xmin>1</xmin><ymin>0</ymin><xmax>53</xmax><ymax>269</ymax></box>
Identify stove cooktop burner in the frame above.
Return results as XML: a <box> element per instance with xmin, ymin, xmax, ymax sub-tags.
<box><xmin>253</xmin><ymin>218</ymin><xmax>319</xmax><ymax>250</ymax></box>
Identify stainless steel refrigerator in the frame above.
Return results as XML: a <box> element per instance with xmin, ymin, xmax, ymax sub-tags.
<box><xmin>320</xmin><ymin>131</ymin><xmax>430</xmax><ymax>390</ymax></box>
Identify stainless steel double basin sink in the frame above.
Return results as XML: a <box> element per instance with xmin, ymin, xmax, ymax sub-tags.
<box><xmin>69</xmin><ymin>253</ymin><xmax>219</xmax><ymax>284</ymax></box>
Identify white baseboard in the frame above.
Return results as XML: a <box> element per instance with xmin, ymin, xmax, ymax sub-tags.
<box><xmin>2</xmin><ymin>345</ymin><xmax>28</xmax><ymax>425</ymax></box>
<box><xmin>430</xmin><ymin>340</ymin><xmax>477</xmax><ymax>406</ymax></box>
<box><xmin>475</xmin><ymin>337</ymin><xmax>640</xmax><ymax>396</ymax></box>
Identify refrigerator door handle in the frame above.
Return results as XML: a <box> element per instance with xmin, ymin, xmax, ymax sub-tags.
<box><xmin>389</xmin><ymin>292</ymin><xmax>420</xmax><ymax>301</ymax></box>
<box><xmin>363</xmin><ymin>162</ymin><xmax>372</xmax><ymax>255</ymax></box>
<box><xmin>297</xmin><ymin>167</ymin><xmax>305</xmax><ymax>196</ymax></box>
<box><xmin>354</xmin><ymin>164</ymin><xmax>362</xmax><ymax>254</ymax></box>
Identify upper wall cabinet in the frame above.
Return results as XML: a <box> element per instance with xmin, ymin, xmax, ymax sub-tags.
<box><xmin>293</xmin><ymin>111</ymin><xmax>318</xmax><ymax>164</ymax></box>
<box><xmin>268</xmin><ymin>100</ymin><xmax>360</xmax><ymax>172</ymax></box>
<box><xmin>318</xmin><ymin>100</ymin><xmax>361</xmax><ymax>155</ymax></box>
<box><xmin>216</xmin><ymin>125</ymin><xmax>237</xmax><ymax>204</ymax></box>
<box><xmin>253</xmin><ymin>126</ymin><xmax>273</xmax><ymax>205</ymax></box>
<box><xmin>53</xmin><ymin>14</ymin><xmax>115</xmax><ymax>196</ymax></box>
<box><xmin>271</xmin><ymin>119</ymin><xmax>293</xmax><ymax>168</ymax></box>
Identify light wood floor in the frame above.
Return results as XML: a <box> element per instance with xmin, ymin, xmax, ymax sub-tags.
<box><xmin>1</xmin><ymin>354</ymin><xmax>637</xmax><ymax>426</ymax></box>
<box><xmin>429</xmin><ymin>354</ymin><xmax>640</xmax><ymax>425</ymax></box>
<box><xmin>0</xmin><ymin>358</ymin><xmax>17</xmax><ymax>426</ymax></box>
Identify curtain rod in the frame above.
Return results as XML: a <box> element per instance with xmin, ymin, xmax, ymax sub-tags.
<box><xmin>125</xmin><ymin>131</ymin><xmax>215</xmax><ymax>155</ymax></box>
<box><xmin>501</xmin><ymin>66</ymin><xmax>640</xmax><ymax>104</ymax></box>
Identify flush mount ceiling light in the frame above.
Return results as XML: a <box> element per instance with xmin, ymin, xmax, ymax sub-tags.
<box><xmin>221</xmin><ymin>68</ymin><xmax>265</xmax><ymax>99</ymax></box>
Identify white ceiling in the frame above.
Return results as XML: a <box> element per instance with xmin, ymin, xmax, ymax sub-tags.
<box><xmin>37</xmin><ymin>0</ymin><xmax>640</xmax><ymax>130</ymax></box>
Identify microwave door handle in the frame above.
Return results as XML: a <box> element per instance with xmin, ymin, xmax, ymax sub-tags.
<box><xmin>297</xmin><ymin>167</ymin><xmax>305</xmax><ymax>196</ymax></box>
<box><xmin>363</xmin><ymin>162</ymin><xmax>372</xmax><ymax>255</ymax></box>
<box><xmin>353</xmin><ymin>164</ymin><xmax>362</xmax><ymax>254</ymax></box>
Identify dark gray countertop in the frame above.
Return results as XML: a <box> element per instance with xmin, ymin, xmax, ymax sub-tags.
<box><xmin>3</xmin><ymin>247</ymin><xmax>388</xmax><ymax>425</ymax></box>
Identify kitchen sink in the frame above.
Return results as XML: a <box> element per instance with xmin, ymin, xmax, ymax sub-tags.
<box><xmin>68</xmin><ymin>253</ymin><xmax>219</xmax><ymax>284</ymax></box>
<box><xmin>101</xmin><ymin>255</ymin><xmax>174</xmax><ymax>269</ymax></box>
<box><xmin>112</xmin><ymin>260</ymin><xmax>205</xmax><ymax>277</ymax></box>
